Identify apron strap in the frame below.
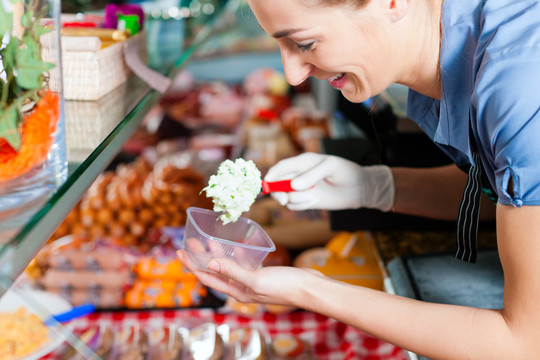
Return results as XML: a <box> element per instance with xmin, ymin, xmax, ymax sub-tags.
<box><xmin>455</xmin><ymin>151</ymin><xmax>483</xmax><ymax>263</ymax></box>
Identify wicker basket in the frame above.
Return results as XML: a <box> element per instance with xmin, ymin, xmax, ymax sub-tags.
<box><xmin>64</xmin><ymin>81</ymin><xmax>126</xmax><ymax>161</ymax></box>
<box><xmin>42</xmin><ymin>31</ymin><xmax>147</xmax><ymax>101</ymax></box>
<box><xmin>64</xmin><ymin>75</ymin><xmax>152</xmax><ymax>162</ymax></box>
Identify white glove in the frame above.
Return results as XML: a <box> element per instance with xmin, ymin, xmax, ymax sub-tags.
<box><xmin>264</xmin><ymin>152</ymin><xmax>395</xmax><ymax>211</ymax></box>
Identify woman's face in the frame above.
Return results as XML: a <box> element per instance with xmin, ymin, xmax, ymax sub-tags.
<box><xmin>248</xmin><ymin>0</ymin><xmax>400</xmax><ymax>103</ymax></box>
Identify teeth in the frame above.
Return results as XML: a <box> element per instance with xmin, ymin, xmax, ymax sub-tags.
<box><xmin>329</xmin><ymin>73</ymin><xmax>344</xmax><ymax>81</ymax></box>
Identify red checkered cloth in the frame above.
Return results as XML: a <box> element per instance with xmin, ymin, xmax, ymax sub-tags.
<box><xmin>44</xmin><ymin>308</ymin><xmax>407</xmax><ymax>359</ymax></box>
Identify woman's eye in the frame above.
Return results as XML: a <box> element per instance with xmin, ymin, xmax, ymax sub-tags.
<box><xmin>296</xmin><ymin>41</ymin><xmax>314</xmax><ymax>52</ymax></box>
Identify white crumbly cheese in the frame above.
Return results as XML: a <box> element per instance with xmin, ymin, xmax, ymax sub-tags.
<box><xmin>202</xmin><ymin>158</ymin><xmax>262</xmax><ymax>224</ymax></box>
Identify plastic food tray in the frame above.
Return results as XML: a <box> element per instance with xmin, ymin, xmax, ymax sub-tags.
<box><xmin>182</xmin><ymin>207</ymin><xmax>275</xmax><ymax>271</ymax></box>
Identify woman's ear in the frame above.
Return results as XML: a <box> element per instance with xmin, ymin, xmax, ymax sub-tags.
<box><xmin>387</xmin><ymin>0</ymin><xmax>410</xmax><ymax>22</ymax></box>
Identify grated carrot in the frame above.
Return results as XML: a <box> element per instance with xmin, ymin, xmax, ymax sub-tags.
<box><xmin>0</xmin><ymin>91</ymin><xmax>60</xmax><ymax>181</ymax></box>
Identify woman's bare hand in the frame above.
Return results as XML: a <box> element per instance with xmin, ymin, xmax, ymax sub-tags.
<box><xmin>177</xmin><ymin>249</ymin><xmax>323</xmax><ymax>307</ymax></box>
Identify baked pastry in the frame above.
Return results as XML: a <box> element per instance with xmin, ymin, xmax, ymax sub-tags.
<box><xmin>50</xmin><ymin>155</ymin><xmax>210</xmax><ymax>245</ymax></box>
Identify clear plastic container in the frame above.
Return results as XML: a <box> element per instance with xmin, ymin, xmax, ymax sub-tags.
<box><xmin>182</xmin><ymin>207</ymin><xmax>275</xmax><ymax>271</ymax></box>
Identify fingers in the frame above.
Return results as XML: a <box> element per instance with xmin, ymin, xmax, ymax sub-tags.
<box><xmin>210</xmin><ymin>258</ymin><xmax>255</xmax><ymax>286</ymax></box>
<box><xmin>177</xmin><ymin>249</ymin><xmax>205</xmax><ymax>276</ymax></box>
<box><xmin>291</xmin><ymin>157</ymin><xmax>333</xmax><ymax>190</ymax></box>
<box><xmin>178</xmin><ymin>250</ymin><xmax>256</xmax><ymax>301</ymax></box>
<box><xmin>177</xmin><ymin>249</ymin><xmax>189</xmax><ymax>266</ymax></box>
<box><xmin>178</xmin><ymin>250</ymin><xmax>225</xmax><ymax>284</ymax></box>
<box><xmin>286</xmin><ymin>188</ymin><xmax>317</xmax><ymax>204</ymax></box>
<box><xmin>271</xmin><ymin>192</ymin><xmax>288</xmax><ymax>206</ymax></box>
<box><xmin>178</xmin><ymin>250</ymin><xmax>245</xmax><ymax>299</ymax></box>
<box><xmin>265</xmin><ymin>154</ymin><xmax>331</xmax><ymax>210</ymax></box>
<box><xmin>287</xmin><ymin>200</ymin><xmax>319</xmax><ymax>211</ymax></box>
<box><xmin>265</xmin><ymin>152</ymin><xmax>322</xmax><ymax>183</ymax></box>
<box><xmin>285</xmin><ymin>189</ymin><xmax>320</xmax><ymax>210</ymax></box>
<box><xmin>271</xmin><ymin>188</ymin><xmax>320</xmax><ymax>209</ymax></box>
<box><xmin>265</xmin><ymin>158</ymin><xmax>302</xmax><ymax>182</ymax></box>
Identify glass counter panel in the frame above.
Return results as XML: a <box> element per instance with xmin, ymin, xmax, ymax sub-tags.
<box><xmin>0</xmin><ymin>0</ymin><xmax>235</xmax><ymax>290</ymax></box>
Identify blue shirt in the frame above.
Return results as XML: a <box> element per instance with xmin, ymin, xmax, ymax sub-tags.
<box><xmin>407</xmin><ymin>0</ymin><xmax>540</xmax><ymax>206</ymax></box>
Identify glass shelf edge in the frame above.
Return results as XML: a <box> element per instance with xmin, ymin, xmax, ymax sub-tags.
<box><xmin>0</xmin><ymin>90</ymin><xmax>161</xmax><ymax>292</ymax></box>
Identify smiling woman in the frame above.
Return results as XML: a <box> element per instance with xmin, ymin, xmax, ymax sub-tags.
<box><xmin>248</xmin><ymin>0</ymin><xmax>441</xmax><ymax>103</ymax></box>
<box><xmin>181</xmin><ymin>0</ymin><xmax>540</xmax><ymax>359</ymax></box>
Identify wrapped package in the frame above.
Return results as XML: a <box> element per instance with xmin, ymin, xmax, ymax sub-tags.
<box><xmin>35</xmin><ymin>236</ymin><xmax>139</xmax><ymax>308</ymax></box>
<box><xmin>227</xmin><ymin>327</ymin><xmax>269</xmax><ymax>360</ymax></box>
<box><xmin>146</xmin><ymin>325</ymin><xmax>185</xmax><ymax>360</ymax></box>
<box><xmin>186</xmin><ymin>323</ymin><xmax>225</xmax><ymax>360</ymax></box>
<box><xmin>271</xmin><ymin>335</ymin><xmax>313</xmax><ymax>360</ymax></box>
<box><xmin>125</xmin><ymin>279</ymin><xmax>207</xmax><ymax>309</ymax></box>
<box><xmin>58</xmin><ymin>324</ymin><xmax>115</xmax><ymax>360</ymax></box>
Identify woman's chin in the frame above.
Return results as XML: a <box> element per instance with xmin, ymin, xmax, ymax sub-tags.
<box><xmin>340</xmin><ymin>90</ymin><xmax>370</xmax><ymax>104</ymax></box>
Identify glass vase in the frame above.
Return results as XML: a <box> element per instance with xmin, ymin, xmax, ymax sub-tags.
<box><xmin>0</xmin><ymin>0</ymin><xmax>67</xmax><ymax>241</ymax></box>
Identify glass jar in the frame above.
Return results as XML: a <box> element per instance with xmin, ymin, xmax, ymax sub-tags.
<box><xmin>0</xmin><ymin>0</ymin><xmax>67</xmax><ymax>240</ymax></box>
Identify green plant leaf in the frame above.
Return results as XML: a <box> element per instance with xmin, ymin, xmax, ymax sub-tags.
<box><xmin>0</xmin><ymin>101</ymin><xmax>21</xmax><ymax>150</ymax></box>
<box><xmin>1</xmin><ymin>37</ymin><xmax>19</xmax><ymax>73</ymax></box>
<box><xmin>32</xmin><ymin>21</ymin><xmax>51</xmax><ymax>39</ymax></box>
<box><xmin>1</xmin><ymin>0</ymin><xmax>52</xmax><ymax>136</ymax></box>
<box><xmin>0</xmin><ymin>77</ymin><xmax>6</xmax><ymax>107</ymax></box>
<box><xmin>22</xmin><ymin>33</ymin><xmax>39</xmax><ymax>56</ymax></box>
<box><xmin>15</xmin><ymin>45</ymin><xmax>54</xmax><ymax>90</ymax></box>
<box><xmin>19</xmin><ymin>8</ymin><xmax>33</xmax><ymax>28</ymax></box>
<box><xmin>1</xmin><ymin>40</ymin><xmax>19</xmax><ymax>107</ymax></box>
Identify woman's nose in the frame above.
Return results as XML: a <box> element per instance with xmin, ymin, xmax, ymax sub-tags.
<box><xmin>280</xmin><ymin>50</ymin><xmax>312</xmax><ymax>86</ymax></box>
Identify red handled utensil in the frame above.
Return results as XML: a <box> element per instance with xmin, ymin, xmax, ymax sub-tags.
<box><xmin>262</xmin><ymin>179</ymin><xmax>294</xmax><ymax>195</ymax></box>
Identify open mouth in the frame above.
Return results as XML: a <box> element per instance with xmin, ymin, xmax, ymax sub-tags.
<box><xmin>328</xmin><ymin>72</ymin><xmax>346</xmax><ymax>89</ymax></box>
<box><xmin>328</xmin><ymin>73</ymin><xmax>344</xmax><ymax>82</ymax></box>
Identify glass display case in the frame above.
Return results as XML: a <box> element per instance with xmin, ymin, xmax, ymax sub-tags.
<box><xmin>0</xmin><ymin>2</ymin><xmax>286</xmax><ymax>357</ymax></box>
<box><xmin>0</xmin><ymin>0</ymin><xmax>241</xmax><ymax>294</ymax></box>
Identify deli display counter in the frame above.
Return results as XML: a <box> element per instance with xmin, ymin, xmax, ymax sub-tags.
<box><xmin>0</xmin><ymin>1</ymin><xmax>408</xmax><ymax>359</ymax></box>
<box><xmin>0</xmin><ymin>0</ymin><xmax>235</xmax><ymax>294</ymax></box>
<box><xmin>2</xmin><ymin>1</ymin><xmax>499</xmax><ymax>359</ymax></box>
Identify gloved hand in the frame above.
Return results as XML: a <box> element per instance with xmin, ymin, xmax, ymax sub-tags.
<box><xmin>264</xmin><ymin>152</ymin><xmax>394</xmax><ymax>211</ymax></box>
